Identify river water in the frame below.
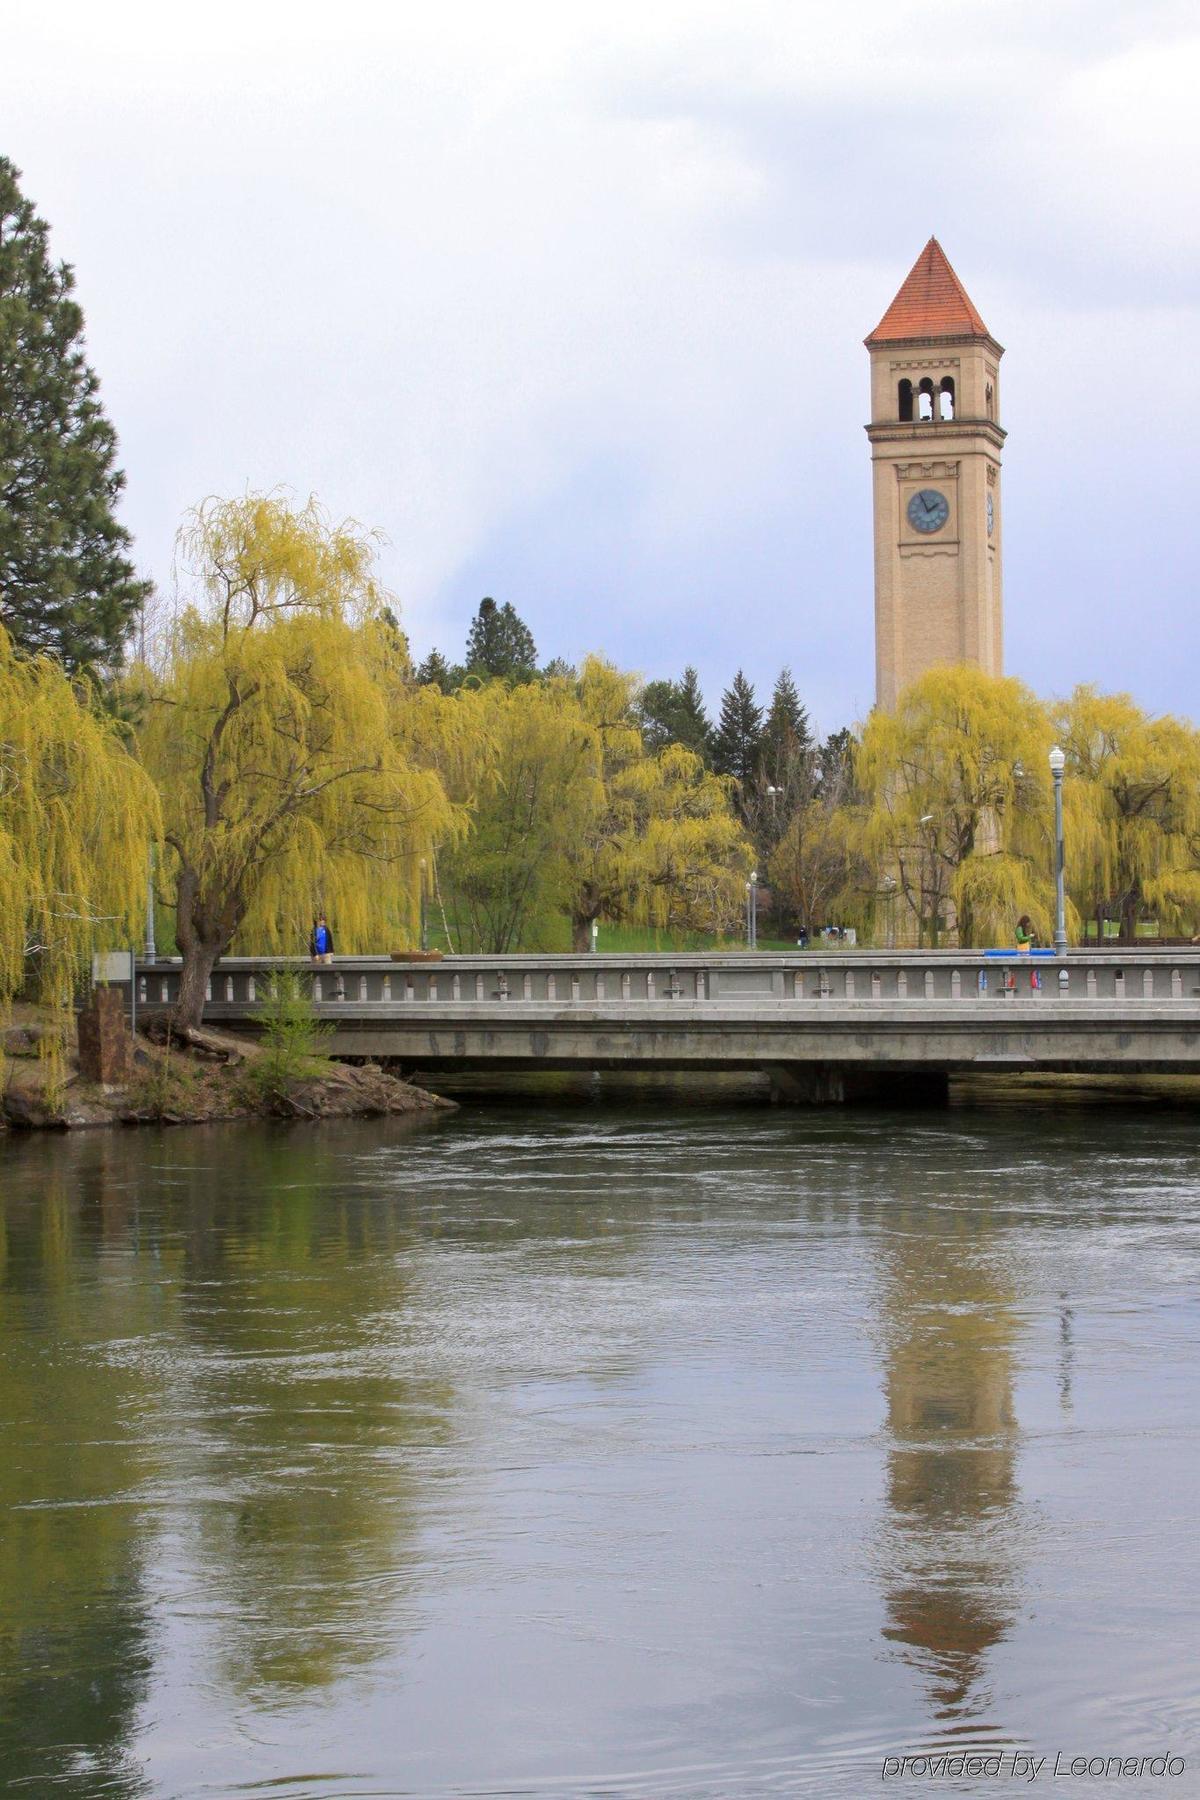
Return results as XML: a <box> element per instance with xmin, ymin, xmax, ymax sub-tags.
<box><xmin>1</xmin><ymin>1093</ymin><xmax>1197</xmax><ymax>1797</ymax></box>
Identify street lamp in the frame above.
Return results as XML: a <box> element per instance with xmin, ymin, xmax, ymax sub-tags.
<box><xmin>1049</xmin><ymin>744</ymin><xmax>1067</xmax><ymax>952</ymax></box>
<box><xmin>917</xmin><ymin>816</ymin><xmax>937</xmax><ymax>946</ymax></box>
<box><xmin>419</xmin><ymin>856</ymin><xmax>429</xmax><ymax>953</ymax></box>
<box><xmin>144</xmin><ymin>846</ymin><xmax>157</xmax><ymax>960</ymax></box>
<box><xmin>746</xmin><ymin>870</ymin><xmax>759</xmax><ymax>949</ymax></box>
<box><xmin>881</xmin><ymin>874</ymin><xmax>896</xmax><ymax>950</ymax></box>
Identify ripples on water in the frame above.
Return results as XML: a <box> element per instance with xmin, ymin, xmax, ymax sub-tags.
<box><xmin>0</xmin><ymin>1087</ymin><xmax>1198</xmax><ymax>1797</ymax></box>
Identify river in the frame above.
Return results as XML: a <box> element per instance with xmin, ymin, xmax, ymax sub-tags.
<box><xmin>0</xmin><ymin>1091</ymin><xmax>1197</xmax><ymax>1797</ymax></box>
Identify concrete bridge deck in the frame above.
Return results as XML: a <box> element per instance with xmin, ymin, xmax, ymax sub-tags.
<box><xmin>135</xmin><ymin>950</ymin><xmax>1200</xmax><ymax>1097</ymax></box>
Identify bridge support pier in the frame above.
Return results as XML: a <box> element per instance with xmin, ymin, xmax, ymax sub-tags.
<box><xmin>767</xmin><ymin>1064</ymin><xmax>950</xmax><ymax>1106</ymax></box>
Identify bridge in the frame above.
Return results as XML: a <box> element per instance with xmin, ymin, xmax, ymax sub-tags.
<box><xmin>135</xmin><ymin>948</ymin><xmax>1200</xmax><ymax>1101</ymax></box>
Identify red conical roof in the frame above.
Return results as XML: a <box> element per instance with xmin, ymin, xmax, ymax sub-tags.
<box><xmin>866</xmin><ymin>238</ymin><xmax>991</xmax><ymax>345</ymax></box>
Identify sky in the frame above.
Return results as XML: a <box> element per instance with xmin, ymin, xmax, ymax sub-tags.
<box><xmin>5</xmin><ymin>0</ymin><xmax>1200</xmax><ymax>735</ymax></box>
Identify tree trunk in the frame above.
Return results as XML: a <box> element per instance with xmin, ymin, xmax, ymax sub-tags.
<box><xmin>1119</xmin><ymin>889</ymin><xmax>1140</xmax><ymax>945</ymax></box>
<box><xmin>571</xmin><ymin>911</ymin><xmax>595</xmax><ymax>953</ymax></box>
<box><xmin>175</xmin><ymin>938</ymin><xmax>223</xmax><ymax>1032</ymax></box>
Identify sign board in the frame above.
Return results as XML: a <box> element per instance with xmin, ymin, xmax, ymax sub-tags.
<box><xmin>92</xmin><ymin>950</ymin><xmax>135</xmax><ymax>985</ymax></box>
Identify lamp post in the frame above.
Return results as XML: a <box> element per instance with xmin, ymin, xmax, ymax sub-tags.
<box><xmin>144</xmin><ymin>846</ymin><xmax>157</xmax><ymax>960</ymax></box>
<box><xmin>419</xmin><ymin>856</ymin><xmax>428</xmax><ymax>953</ymax></box>
<box><xmin>882</xmin><ymin>874</ymin><xmax>896</xmax><ymax>950</ymax></box>
<box><xmin>746</xmin><ymin>870</ymin><xmax>759</xmax><ymax>949</ymax></box>
<box><xmin>1049</xmin><ymin>744</ymin><xmax>1067</xmax><ymax>952</ymax></box>
<box><xmin>918</xmin><ymin>814</ymin><xmax>936</xmax><ymax>948</ymax></box>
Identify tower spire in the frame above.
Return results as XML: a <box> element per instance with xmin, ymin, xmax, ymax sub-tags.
<box><xmin>866</xmin><ymin>238</ymin><xmax>992</xmax><ymax>346</ymax></box>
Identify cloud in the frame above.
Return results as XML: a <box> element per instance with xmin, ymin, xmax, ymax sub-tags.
<box><xmin>4</xmin><ymin>0</ymin><xmax>1199</xmax><ymax>729</ymax></box>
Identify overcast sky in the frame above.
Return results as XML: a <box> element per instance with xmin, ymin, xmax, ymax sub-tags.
<box><xmin>6</xmin><ymin>0</ymin><xmax>1200</xmax><ymax>733</ymax></box>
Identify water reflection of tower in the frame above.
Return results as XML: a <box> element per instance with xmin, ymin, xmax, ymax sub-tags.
<box><xmin>878</xmin><ymin>1211</ymin><xmax>1022</xmax><ymax>1725</ymax></box>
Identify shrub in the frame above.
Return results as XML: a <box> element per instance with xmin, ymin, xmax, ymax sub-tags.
<box><xmin>245</xmin><ymin>970</ymin><xmax>333</xmax><ymax>1109</ymax></box>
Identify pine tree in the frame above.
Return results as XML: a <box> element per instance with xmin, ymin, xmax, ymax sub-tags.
<box><xmin>0</xmin><ymin>157</ymin><xmax>149</xmax><ymax>668</ymax></box>
<box><xmin>760</xmin><ymin>668</ymin><xmax>812</xmax><ymax>784</ymax></box>
<box><xmin>416</xmin><ymin>649</ymin><xmax>454</xmax><ymax>692</ymax></box>
<box><xmin>817</xmin><ymin>727</ymin><xmax>855</xmax><ymax>800</ymax></box>
<box><xmin>638</xmin><ymin>665</ymin><xmax>712</xmax><ymax>761</ymax></box>
<box><xmin>464</xmin><ymin>596</ymin><xmax>538</xmax><ymax>680</ymax></box>
<box><xmin>711</xmin><ymin>670</ymin><xmax>762</xmax><ymax>786</ymax></box>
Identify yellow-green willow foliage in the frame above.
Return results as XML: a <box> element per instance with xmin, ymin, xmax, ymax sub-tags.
<box><xmin>439</xmin><ymin>678</ymin><xmax>599</xmax><ymax>951</ymax></box>
<box><xmin>433</xmin><ymin>659</ymin><xmax>750</xmax><ymax>952</ymax></box>
<box><xmin>855</xmin><ymin>665</ymin><xmax>1058</xmax><ymax>947</ymax></box>
<box><xmin>564</xmin><ymin>658</ymin><xmax>750</xmax><ymax>950</ymax></box>
<box><xmin>131</xmin><ymin>496</ymin><xmax>461</xmax><ymax>1027</ymax></box>
<box><xmin>0</xmin><ymin>627</ymin><xmax>158</xmax><ymax>1022</ymax></box>
<box><xmin>1053</xmin><ymin>686</ymin><xmax>1200</xmax><ymax>941</ymax></box>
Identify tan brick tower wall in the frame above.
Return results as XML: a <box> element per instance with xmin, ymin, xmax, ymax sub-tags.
<box><xmin>865</xmin><ymin>242</ymin><xmax>1006</xmax><ymax>711</ymax></box>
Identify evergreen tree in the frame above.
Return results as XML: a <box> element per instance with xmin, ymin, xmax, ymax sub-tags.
<box><xmin>464</xmin><ymin>596</ymin><xmax>538</xmax><ymax>680</ymax></box>
<box><xmin>817</xmin><ymin>727</ymin><xmax>855</xmax><ymax>800</ymax></box>
<box><xmin>0</xmin><ymin>157</ymin><xmax>149</xmax><ymax>668</ymax></box>
<box><xmin>760</xmin><ymin>668</ymin><xmax>812</xmax><ymax>784</ymax></box>
<box><xmin>711</xmin><ymin>670</ymin><xmax>762</xmax><ymax>786</ymax></box>
<box><xmin>416</xmin><ymin>649</ymin><xmax>454</xmax><ymax>692</ymax></box>
<box><xmin>638</xmin><ymin>665</ymin><xmax>712</xmax><ymax>761</ymax></box>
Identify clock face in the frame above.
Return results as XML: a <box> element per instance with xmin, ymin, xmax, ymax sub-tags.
<box><xmin>987</xmin><ymin>491</ymin><xmax>995</xmax><ymax>536</ymax></box>
<box><xmin>907</xmin><ymin>488</ymin><xmax>949</xmax><ymax>534</ymax></box>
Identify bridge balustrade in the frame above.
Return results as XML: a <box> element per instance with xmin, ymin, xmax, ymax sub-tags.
<box><xmin>129</xmin><ymin>951</ymin><xmax>1200</xmax><ymax>1012</ymax></box>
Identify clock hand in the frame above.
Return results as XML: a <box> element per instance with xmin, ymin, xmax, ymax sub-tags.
<box><xmin>924</xmin><ymin>495</ymin><xmax>936</xmax><ymax>515</ymax></box>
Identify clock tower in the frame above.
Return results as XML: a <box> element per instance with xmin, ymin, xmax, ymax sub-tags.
<box><xmin>866</xmin><ymin>238</ymin><xmax>1005</xmax><ymax>710</ymax></box>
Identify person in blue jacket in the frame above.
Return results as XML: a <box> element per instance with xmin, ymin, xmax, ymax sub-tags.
<box><xmin>309</xmin><ymin>915</ymin><xmax>334</xmax><ymax>962</ymax></box>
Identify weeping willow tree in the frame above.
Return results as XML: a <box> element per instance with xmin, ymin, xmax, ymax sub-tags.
<box><xmin>563</xmin><ymin>658</ymin><xmax>750</xmax><ymax>949</ymax></box>
<box><xmin>855</xmin><ymin>665</ymin><xmax>1058</xmax><ymax>947</ymax></box>
<box><xmin>1053</xmin><ymin>686</ymin><xmax>1200</xmax><ymax>942</ymax></box>
<box><xmin>0</xmin><ymin>627</ymin><xmax>158</xmax><ymax>1029</ymax></box>
<box><xmin>131</xmin><ymin>495</ymin><xmax>461</xmax><ymax>1030</ymax></box>
<box><xmin>438</xmin><ymin>677</ymin><xmax>597</xmax><ymax>952</ymax></box>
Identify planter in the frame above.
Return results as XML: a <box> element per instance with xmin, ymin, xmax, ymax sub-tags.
<box><xmin>389</xmin><ymin>950</ymin><xmax>445</xmax><ymax>963</ymax></box>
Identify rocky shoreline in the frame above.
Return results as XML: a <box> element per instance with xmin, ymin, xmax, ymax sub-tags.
<box><xmin>1</xmin><ymin>1011</ymin><xmax>454</xmax><ymax>1131</ymax></box>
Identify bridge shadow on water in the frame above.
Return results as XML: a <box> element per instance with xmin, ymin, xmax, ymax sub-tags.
<box><xmin>418</xmin><ymin>1066</ymin><xmax>1200</xmax><ymax>1112</ymax></box>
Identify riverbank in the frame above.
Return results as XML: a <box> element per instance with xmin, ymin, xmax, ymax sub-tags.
<box><xmin>0</xmin><ymin>1005</ymin><xmax>453</xmax><ymax>1131</ymax></box>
